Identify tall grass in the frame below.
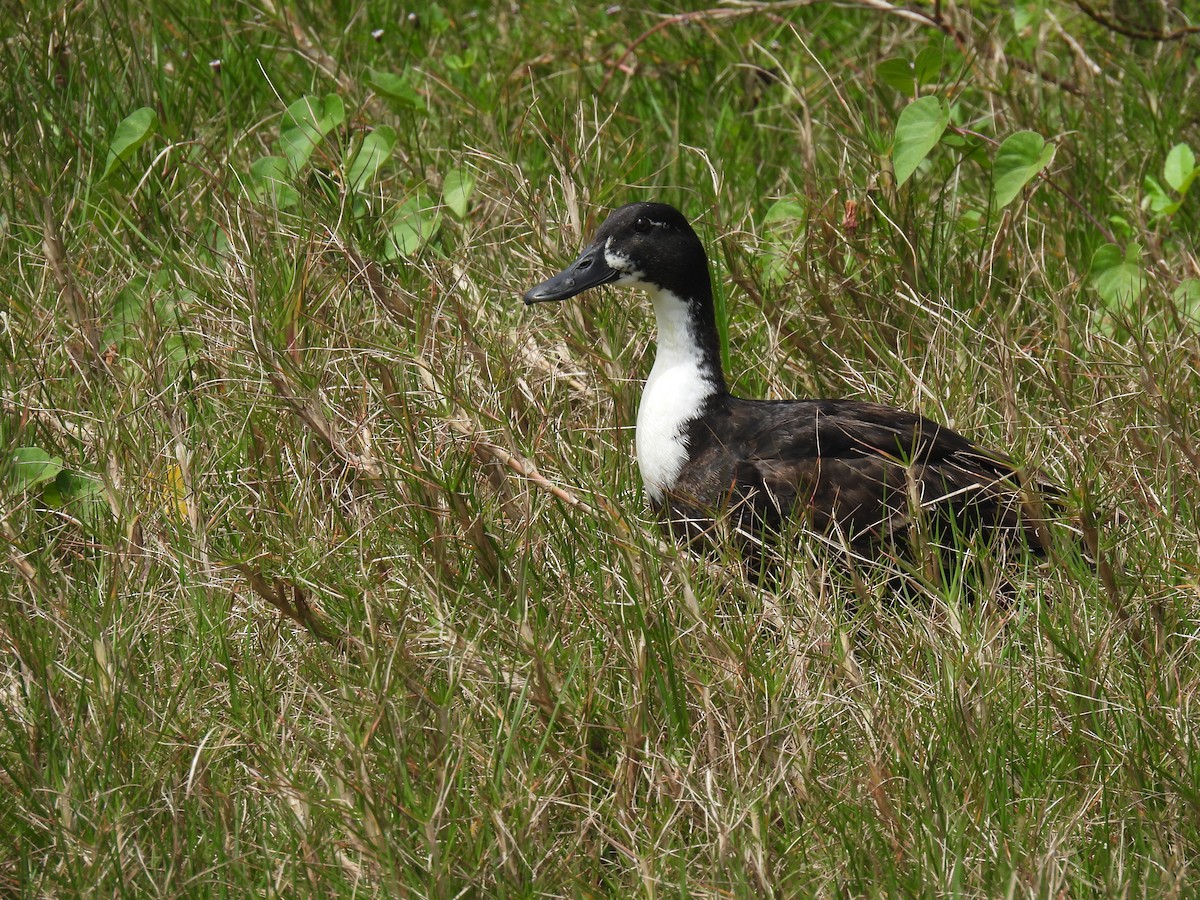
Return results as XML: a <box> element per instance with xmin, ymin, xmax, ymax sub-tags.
<box><xmin>2</xmin><ymin>0</ymin><xmax>1198</xmax><ymax>895</ymax></box>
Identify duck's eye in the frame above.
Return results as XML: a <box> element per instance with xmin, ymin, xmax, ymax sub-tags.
<box><xmin>634</xmin><ymin>217</ymin><xmax>652</xmax><ymax>233</ymax></box>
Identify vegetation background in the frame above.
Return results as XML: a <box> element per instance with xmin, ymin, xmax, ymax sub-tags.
<box><xmin>2</xmin><ymin>0</ymin><xmax>1199</xmax><ymax>894</ymax></box>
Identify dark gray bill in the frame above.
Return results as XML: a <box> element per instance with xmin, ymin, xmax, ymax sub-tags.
<box><xmin>523</xmin><ymin>244</ymin><xmax>618</xmax><ymax>305</ymax></box>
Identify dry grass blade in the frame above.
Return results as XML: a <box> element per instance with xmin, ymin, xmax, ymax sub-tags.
<box><xmin>234</xmin><ymin>563</ymin><xmax>345</xmax><ymax>650</ymax></box>
<box><xmin>40</xmin><ymin>197</ymin><xmax>106</xmax><ymax>373</ymax></box>
<box><xmin>251</xmin><ymin>323</ymin><xmax>383</xmax><ymax>480</ymax></box>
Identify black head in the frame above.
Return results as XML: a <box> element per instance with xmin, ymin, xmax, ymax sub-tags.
<box><xmin>524</xmin><ymin>202</ymin><xmax>709</xmax><ymax>305</ymax></box>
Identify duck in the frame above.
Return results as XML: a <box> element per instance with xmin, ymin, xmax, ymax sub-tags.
<box><xmin>524</xmin><ymin>201</ymin><xmax>1059</xmax><ymax>572</ymax></box>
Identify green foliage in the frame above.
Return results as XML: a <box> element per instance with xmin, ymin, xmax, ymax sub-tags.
<box><xmin>444</xmin><ymin>48</ymin><xmax>478</xmax><ymax>72</ymax></box>
<box><xmin>882</xmin><ymin>46</ymin><xmax>1060</xmax><ymax>216</ymax></box>
<box><xmin>442</xmin><ymin>168</ymin><xmax>476</xmax><ymax>219</ymax></box>
<box><xmin>1090</xmin><ymin>242</ymin><xmax>1146</xmax><ymax>310</ymax></box>
<box><xmin>759</xmin><ymin>196</ymin><xmax>806</xmax><ymax>285</ymax></box>
<box><xmin>1145</xmin><ymin>142</ymin><xmax>1198</xmax><ymax>219</ymax></box>
<box><xmin>891</xmin><ymin>96</ymin><xmax>950</xmax><ymax>186</ymax></box>
<box><xmin>889</xmin><ymin>99</ymin><xmax>1057</xmax><ymax>211</ymax></box>
<box><xmin>100</xmin><ymin>106</ymin><xmax>158</xmax><ymax>180</ymax></box>
<box><xmin>43</xmin><ymin>469</ymin><xmax>105</xmax><ymax>507</ymax></box>
<box><xmin>345</xmin><ymin>126</ymin><xmax>397</xmax><ymax>192</ymax></box>
<box><xmin>1164</xmin><ymin>143</ymin><xmax>1197</xmax><ymax>193</ymax></box>
<box><xmin>8</xmin><ymin>448</ymin><xmax>104</xmax><ymax>520</ymax></box>
<box><xmin>876</xmin><ymin>45</ymin><xmax>943</xmax><ymax>96</ymax></box>
<box><xmin>247</xmin><ymin>155</ymin><xmax>299</xmax><ymax>207</ymax></box>
<box><xmin>10</xmin><ymin>447</ymin><xmax>63</xmax><ymax>489</ymax></box>
<box><xmin>366</xmin><ymin>68</ymin><xmax>426</xmax><ymax>112</ymax></box>
<box><xmin>1174</xmin><ymin>279</ymin><xmax>1200</xmax><ymax>323</ymax></box>
<box><xmin>99</xmin><ymin>271</ymin><xmax>200</xmax><ymax>383</ymax></box>
<box><xmin>385</xmin><ymin>193</ymin><xmax>441</xmax><ymax>258</ymax></box>
<box><xmin>279</xmin><ymin>93</ymin><xmax>345</xmax><ymax>175</ymax></box>
<box><xmin>992</xmin><ymin>131</ymin><xmax>1056</xmax><ymax>208</ymax></box>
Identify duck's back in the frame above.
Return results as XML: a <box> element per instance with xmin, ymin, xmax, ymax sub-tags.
<box><xmin>663</xmin><ymin>396</ymin><xmax>1052</xmax><ymax>557</ymax></box>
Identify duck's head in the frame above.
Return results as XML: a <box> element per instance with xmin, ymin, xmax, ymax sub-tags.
<box><xmin>524</xmin><ymin>202</ymin><xmax>707</xmax><ymax>305</ymax></box>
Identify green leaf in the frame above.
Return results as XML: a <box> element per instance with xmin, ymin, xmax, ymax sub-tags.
<box><xmin>914</xmin><ymin>45</ymin><xmax>942</xmax><ymax>85</ymax></box>
<box><xmin>366</xmin><ymin>68</ymin><xmax>424</xmax><ymax>112</ymax></box>
<box><xmin>346</xmin><ymin>127</ymin><xmax>397</xmax><ymax>192</ymax></box>
<box><xmin>959</xmin><ymin>207</ymin><xmax>984</xmax><ymax>229</ymax></box>
<box><xmin>162</xmin><ymin>332</ymin><xmax>201</xmax><ymax>383</ymax></box>
<box><xmin>1143</xmin><ymin>176</ymin><xmax>1181</xmax><ymax>217</ymax></box>
<box><xmin>248</xmin><ymin>156</ymin><xmax>299</xmax><ymax>208</ymax></box>
<box><xmin>1174</xmin><ymin>279</ymin><xmax>1200</xmax><ymax>324</ymax></box>
<box><xmin>1107</xmin><ymin>214</ymin><xmax>1133</xmax><ymax>240</ymax></box>
<box><xmin>44</xmin><ymin>470</ymin><xmax>106</xmax><ymax>510</ymax></box>
<box><xmin>892</xmin><ymin>96</ymin><xmax>950</xmax><ymax>187</ymax></box>
<box><xmin>992</xmin><ymin>131</ymin><xmax>1055</xmax><ymax>208</ymax></box>
<box><xmin>1013</xmin><ymin>5</ymin><xmax>1038</xmax><ymax>32</ymax></box>
<box><xmin>425</xmin><ymin>7</ymin><xmax>451</xmax><ymax>35</ymax></box>
<box><xmin>384</xmin><ymin>195</ymin><xmax>441</xmax><ymax>259</ymax></box>
<box><xmin>1163</xmin><ymin>142</ymin><xmax>1197</xmax><ymax>194</ymax></box>
<box><xmin>11</xmin><ymin>447</ymin><xmax>64</xmax><ymax>490</ymax></box>
<box><xmin>877</xmin><ymin>59</ymin><xmax>919</xmax><ymax>96</ymax></box>
<box><xmin>102</xmin><ymin>275</ymin><xmax>150</xmax><ymax>349</ymax></box>
<box><xmin>101</xmin><ymin>107</ymin><xmax>158</xmax><ymax>180</ymax></box>
<box><xmin>442</xmin><ymin>168</ymin><xmax>476</xmax><ymax>219</ymax></box>
<box><xmin>876</xmin><ymin>47</ymin><xmax>940</xmax><ymax>97</ymax></box>
<box><xmin>759</xmin><ymin>198</ymin><xmax>806</xmax><ymax>285</ymax></box>
<box><xmin>279</xmin><ymin>94</ymin><xmax>345</xmax><ymax>175</ymax></box>
<box><xmin>763</xmin><ymin>197</ymin><xmax>805</xmax><ymax>227</ymax></box>
<box><xmin>444</xmin><ymin>49</ymin><xmax>477</xmax><ymax>72</ymax></box>
<box><xmin>1090</xmin><ymin>243</ymin><xmax>1146</xmax><ymax>309</ymax></box>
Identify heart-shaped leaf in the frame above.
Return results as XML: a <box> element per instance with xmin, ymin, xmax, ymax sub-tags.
<box><xmin>914</xmin><ymin>45</ymin><xmax>942</xmax><ymax>86</ymax></box>
<box><xmin>877</xmin><ymin>59</ymin><xmax>919</xmax><ymax>96</ymax></box>
<box><xmin>892</xmin><ymin>96</ymin><xmax>950</xmax><ymax>186</ymax></box>
<box><xmin>385</xmin><ymin>195</ymin><xmax>441</xmax><ymax>259</ymax></box>
<box><xmin>1090</xmin><ymin>243</ymin><xmax>1146</xmax><ymax>309</ymax></box>
<box><xmin>992</xmin><ymin>130</ymin><xmax>1055</xmax><ymax>208</ymax></box>
<box><xmin>43</xmin><ymin>470</ymin><xmax>106</xmax><ymax>510</ymax></box>
<box><xmin>279</xmin><ymin>94</ymin><xmax>345</xmax><ymax>175</ymax></box>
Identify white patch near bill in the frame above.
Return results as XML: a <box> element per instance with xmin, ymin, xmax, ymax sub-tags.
<box><xmin>636</xmin><ymin>287</ymin><xmax>720</xmax><ymax>501</ymax></box>
<box><xmin>603</xmin><ymin>240</ymin><xmax>642</xmax><ymax>282</ymax></box>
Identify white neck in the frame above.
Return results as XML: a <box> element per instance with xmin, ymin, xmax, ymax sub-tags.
<box><xmin>635</xmin><ymin>287</ymin><xmax>721</xmax><ymax>502</ymax></box>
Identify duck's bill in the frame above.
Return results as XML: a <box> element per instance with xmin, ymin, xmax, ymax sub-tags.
<box><xmin>523</xmin><ymin>244</ymin><xmax>619</xmax><ymax>304</ymax></box>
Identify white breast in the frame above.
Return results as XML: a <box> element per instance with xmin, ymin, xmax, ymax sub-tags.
<box><xmin>635</xmin><ymin>288</ymin><xmax>719</xmax><ymax>502</ymax></box>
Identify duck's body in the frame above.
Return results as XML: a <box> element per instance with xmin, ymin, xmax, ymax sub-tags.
<box><xmin>525</xmin><ymin>202</ymin><xmax>1055</xmax><ymax>564</ymax></box>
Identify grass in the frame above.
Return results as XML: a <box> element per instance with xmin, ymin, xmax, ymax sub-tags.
<box><xmin>2</xmin><ymin>0</ymin><xmax>1199</xmax><ymax>895</ymax></box>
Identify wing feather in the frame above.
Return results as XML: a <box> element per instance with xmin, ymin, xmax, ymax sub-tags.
<box><xmin>667</xmin><ymin>398</ymin><xmax>1057</xmax><ymax>560</ymax></box>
